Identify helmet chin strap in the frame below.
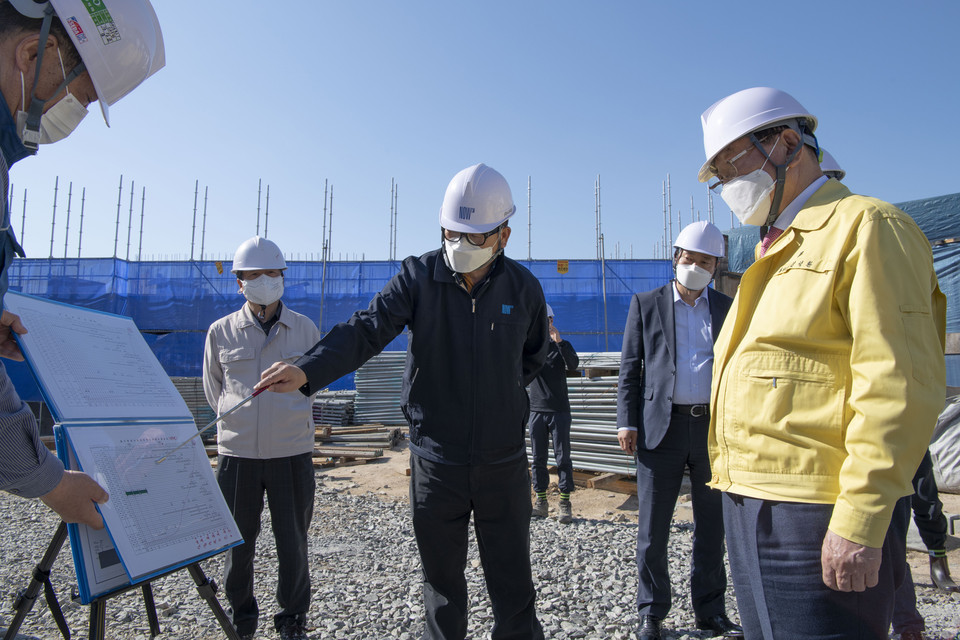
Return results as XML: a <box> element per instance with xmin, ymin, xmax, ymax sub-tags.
<box><xmin>21</xmin><ymin>4</ymin><xmax>55</xmax><ymax>151</ymax></box>
<box><xmin>750</xmin><ymin>130</ymin><xmax>803</xmax><ymax>236</ymax></box>
<box><xmin>20</xmin><ymin>4</ymin><xmax>88</xmax><ymax>152</ymax></box>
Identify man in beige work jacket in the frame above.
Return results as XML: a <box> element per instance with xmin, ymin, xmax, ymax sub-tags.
<box><xmin>203</xmin><ymin>236</ymin><xmax>321</xmax><ymax>640</ymax></box>
<box><xmin>698</xmin><ymin>87</ymin><xmax>945</xmax><ymax>640</ymax></box>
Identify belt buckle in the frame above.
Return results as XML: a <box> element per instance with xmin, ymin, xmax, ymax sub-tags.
<box><xmin>690</xmin><ymin>404</ymin><xmax>707</xmax><ymax>418</ymax></box>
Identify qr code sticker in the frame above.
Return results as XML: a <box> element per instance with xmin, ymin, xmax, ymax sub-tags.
<box><xmin>97</xmin><ymin>21</ymin><xmax>121</xmax><ymax>45</ymax></box>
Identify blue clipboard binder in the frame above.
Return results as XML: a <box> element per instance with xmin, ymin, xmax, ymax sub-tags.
<box><xmin>6</xmin><ymin>292</ymin><xmax>242</xmax><ymax>604</ymax></box>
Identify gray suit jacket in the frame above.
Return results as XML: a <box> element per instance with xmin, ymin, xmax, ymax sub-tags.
<box><xmin>617</xmin><ymin>282</ymin><xmax>732</xmax><ymax>450</ymax></box>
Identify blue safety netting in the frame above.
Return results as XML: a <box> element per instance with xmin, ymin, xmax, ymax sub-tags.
<box><xmin>4</xmin><ymin>257</ymin><xmax>675</xmax><ymax>400</ymax></box>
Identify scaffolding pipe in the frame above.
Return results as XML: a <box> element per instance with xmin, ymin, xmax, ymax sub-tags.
<box><xmin>264</xmin><ymin>184</ymin><xmax>270</xmax><ymax>238</ymax></box>
<box><xmin>319</xmin><ymin>180</ymin><xmax>329</xmax><ymax>335</ymax></box>
<box><xmin>256</xmin><ymin>178</ymin><xmax>262</xmax><ymax>236</ymax></box>
<box><xmin>667</xmin><ymin>173</ymin><xmax>673</xmax><ymax>249</ymax></box>
<box><xmin>190</xmin><ymin>179</ymin><xmax>198</xmax><ymax>261</ymax></box>
<box><xmin>76</xmin><ymin>188</ymin><xmax>84</xmax><ymax>258</ymax></box>
<box><xmin>48</xmin><ymin>176</ymin><xmax>58</xmax><ymax>259</ymax></box>
<box><xmin>125</xmin><ymin>180</ymin><xmax>134</xmax><ymax>261</ymax></box>
<box><xmin>595</xmin><ymin>175</ymin><xmax>602</xmax><ymax>259</ymax></box>
<box><xmin>328</xmin><ymin>185</ymin><xmax>334</xmax><ymax>258</ymax></box>
<box><xmin>137</xmin><ymin>187</ymin><xmax>145</xmax><ymax>261</ymax></box>
<box><xmin>392</xmin><ymin>183</ymin><xmax>398</xmax><ymax>260</ymax></box>
<box><xmin>113</xmin><ymin>174</ymin><xmax>122</xmax><ymax>258</ymax></box>
<box><xmin>527</xmin><ymin>175</ymin><xmax>531</xmax><ymax>260</ymax></box>
<box><xmin>388</xmin><ymin>178</ymin><xmax>394</xmax><ymax>260</ymax></box>
<box><xmin>662</xmin><ymin>181</ymin><xmax>667</xmax><ymax>260</ymax></box>
<box><xmin>19</xmin><ymin>188</ymin><xmax>26</xmax><ymax>249</ymax></box>
<box><xmin>708</xmin><ymin>186</ymin><xmax>714</xmax><ymax>224</ymax></box>
<box><xmin>62</xmin><ymin>182</ymin><xmax>72</xmax><ymax>259</ymax></box>
<box><xmin>600</xmin><ymin>233</ymin><xmax>609</xmax><ymax>351</ymax></box>
<box><xmin>200</xmin><ymin>185</ymin><xmax>208</xmax><ymax>260</ymax></box>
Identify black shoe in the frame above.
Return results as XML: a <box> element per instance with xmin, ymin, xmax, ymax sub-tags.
<box><xmin>637</xmin><ymin>615</ymin><xmax>661</xmax><ymax>640</ymax></box>
<box><xmin>695</xmin><ymin>613</ymin><xmax>744</xmax><ymax>638</ymax></box>
<box><xmin>278</xmin><ymin>621</ymin><xmax>308</xmax><ymax>640</ymax></box>
<box><xmin>930</xmin><ymin>554</ymin><xmax>960</xmax><ymax>593</ymax></box>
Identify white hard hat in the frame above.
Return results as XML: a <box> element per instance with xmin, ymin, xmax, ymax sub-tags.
<box><xmin>698</xmin><ymin>87</ymin><xmax>818</xmax><ymax>183</ymax></box>
<box><xmin>819</xmin><ymin>149</ymin><xmax>845</xmax><ymax>181</ymax></box>
<box><xmin>439</xmin><ymin>163</ymin><xmax>516</xmax><ymax>233</ymax></box>
<box><xmin>10</xmin><ymin>0</ymin><xmax>165</xmax><ymax>126</ymax></box>
<box><xmin>674</xmin><ymin>220</ymin><xmax>725</xmax><ymax>258</ymax></box>
<box><xmin>546</xmin><ymin>304</ymin><xmax>554</xmax><ymax>319</ymax></box>
<box><xmin>231</xmin><ymin>236</ymin><xmax>287</xmax><ymax>274</ymax></box>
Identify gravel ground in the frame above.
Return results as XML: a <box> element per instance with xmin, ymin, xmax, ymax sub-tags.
<box><xmin>1</xmin><ymin>475</ymin><xmax>959</xmax><ymax>640</ymax></box>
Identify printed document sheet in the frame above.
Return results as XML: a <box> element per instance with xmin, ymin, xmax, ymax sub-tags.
<box><xmin>3</xmin><ymin>292</ymin><xmax>189</xmax><ymax>421</ymax></box>
<box><xmin>65</xmin><ymin>421</ymin><xmax>241</xmax><ymax>584</ymax></box>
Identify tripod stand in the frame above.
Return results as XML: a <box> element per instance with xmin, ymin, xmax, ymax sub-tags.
<box><xmin>4</xmin><ymin>521</ymin><xmax>240</xmax><ymax>640</ymax></box>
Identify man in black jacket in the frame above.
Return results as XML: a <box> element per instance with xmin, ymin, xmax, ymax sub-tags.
<box><xmin>257</xmin><ymin>163</ymin><xmax>549</xmax><ymax>640</ymax></box>
<box><xmin>529</xmin><ymin>304</ymin><xmax>579</xmax><ymax>523</ymax></box>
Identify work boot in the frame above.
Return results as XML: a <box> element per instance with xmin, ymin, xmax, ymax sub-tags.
<box><xmin>558</xmin><ymin>499</ymin><xmax>573</xmax><ymax>524</ymax></box>
<box><xmin>531</xmin><ymin>496</ymin><xmax>549</xmax><ymax>518</ymax></box>
<box><xmin>930</xmin><ymin>554</ymin><xmax>959</xmax><ymax>592</ymax></box>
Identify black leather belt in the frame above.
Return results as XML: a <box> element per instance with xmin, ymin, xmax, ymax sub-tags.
<box><xmin>673</xmin><ymin>403</ymin><xmax>708</xmax><ymax>418</ymax></box>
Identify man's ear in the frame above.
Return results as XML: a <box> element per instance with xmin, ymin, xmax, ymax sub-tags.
<box><xmin>499</xmin><ymin>225</ymin><xmax>512</xmax><ymax>248</ymax></box>
<box><xmin>781</xmin><ymin>128</ymin><xmax>803</xmax><ymax>163</ymax></box>
<box><xmin>14</xmin><ymin>32</ymin><xmax>59</xmax><ymax>73</ymax></box>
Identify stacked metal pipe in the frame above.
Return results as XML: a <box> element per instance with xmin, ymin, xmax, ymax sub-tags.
<box><xmin>312</xmin><ymin>390</ymin><xmax>356</xmax><ymax>427</ymax></box>
<box><xmin>353</xmin><ymin>352</ymin><xmax>408</xmax><ymax>426</ymax></box>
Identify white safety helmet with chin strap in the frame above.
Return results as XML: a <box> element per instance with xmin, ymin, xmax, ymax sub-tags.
<box><xmin>439</xmin><ymin>163</ymin><xmax>516</xmax><ymax>233</ymax></box>
<box><xmin>698</xmin><ymin>87</ymin><xmax>818</xmax><ymax>183</ymax></box>
<box><xmin>10</xmin><ymin>0</ymin><xmax>165</xmax><ymax>150</ymax></box>
<box><xmin>674</xmin><ymin>220</ymin><xmax>725</xmax><ymax>258</ymax></box>
<box><xmin>819</xmin><ymin>148</ymin><xmax>845</xmax><ymax>181</ymax></box>
<box><xmin>698</xmin><ymin>87</ymin><xmax>820</xmax><ymax>229</ymax></box>
<box><xmin>231</xmin><ymin>236</ymin><xmax>287</xmax><ymax>275</ymax></box>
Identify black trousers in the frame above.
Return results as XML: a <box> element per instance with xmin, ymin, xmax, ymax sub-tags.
<box><xmin>409</xmin><ymin>453</ymin><xmax>545</xmax><ymax>640</ymax></box>
<box><xmin>634</xmin><ymin>410</ymin><xmax>726</xmax><ymax>619</ymax></box>
<box><xmin>216</xmin><ymin>453</ymin><xmax>315</xmax><ymax>635</ymax></box>
<box><xmin>529</xmin><ymin>411</ymin><xmax>574</xmax><ymax>494</ymax></box>
<box><xmin>893</xmin><ymin>449</ymin><xmax>946</xmax><ymax>633</ymax></box>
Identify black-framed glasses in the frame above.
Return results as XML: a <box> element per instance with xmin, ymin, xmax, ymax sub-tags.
<box><xmin>442</xmin><ymin>226</ymin><xmax>501</xmax><ymax>247</ymax></box>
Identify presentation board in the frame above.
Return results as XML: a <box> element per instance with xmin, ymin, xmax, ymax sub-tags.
<box><xmin>6</xmin><ymin>292</ymin><xmax>242</xmax><ymax>603</ymax></box>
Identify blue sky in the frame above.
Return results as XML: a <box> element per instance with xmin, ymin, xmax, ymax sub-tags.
<box><xmin>7</xmin><ymin>1</ymin><xmax>958</xmax><ymax>262</ymax></box>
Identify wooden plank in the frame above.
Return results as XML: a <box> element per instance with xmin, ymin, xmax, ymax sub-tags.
<box><xmin>585</xmin><ymin>472</ymin><xmax>620</xmax><ymax>489</ymax></box>
<box><xmin>572</xmin><ymin>470</ymin><xmax>637</xmax><ymax>496</ymax></box>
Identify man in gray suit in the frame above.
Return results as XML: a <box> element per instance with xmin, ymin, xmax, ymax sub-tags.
<box><xmin>617</xmin><ymin>221</ymin><xmax>740</xmax><ymax>640</ymax></box>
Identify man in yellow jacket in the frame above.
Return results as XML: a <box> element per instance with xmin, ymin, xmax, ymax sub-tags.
<box><xmin>698</xmin><ymin>87</ymin><xmax>945</xmax><ymax>640</ymax></box>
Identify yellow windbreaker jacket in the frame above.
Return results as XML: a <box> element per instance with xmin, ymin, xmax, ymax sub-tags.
<box><xmin>708</xmin><ymin>179</ymin><xmax>946</xmax><ymax>548</ymax></box>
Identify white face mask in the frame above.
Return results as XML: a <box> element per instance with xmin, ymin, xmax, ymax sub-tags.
<box><xmin>241</xmin><ymin>275</ymin><xmax>284</xmax><ymax>306</ymax></box>
<box><xmin>720</xmin><ymin>136</ymin><xmax>780</xmax><ymax>226</ymax></box>
<box><xmin>16</xmin><ymin>49</ymin><xmax>89</xmax><ymax>146</ymax></box>
<box><xmin>443</xmin><ymin>238</ymin><xmax>497</xmax><ymax>274</ymax></box>
<box><xmin>675</xmin><ymin>263</ymin><xmax>714</xmax><ymax>291</ymax></box>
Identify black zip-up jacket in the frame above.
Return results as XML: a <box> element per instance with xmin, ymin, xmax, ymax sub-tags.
<box><xmin>528</xmin><ymin>339</ymin><xmax>579</xmax><ymax>413</ymax></box>
<box><xmin>295</xmin><ymin>249</ymin><xmax>549</xmax><ymax>465</ymax></box>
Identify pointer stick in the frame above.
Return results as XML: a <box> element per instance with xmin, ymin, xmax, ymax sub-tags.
<box><xmin>156</xmin><ymin>386</ymin><xmax>270</xmax><ymax>464</ymax></box>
